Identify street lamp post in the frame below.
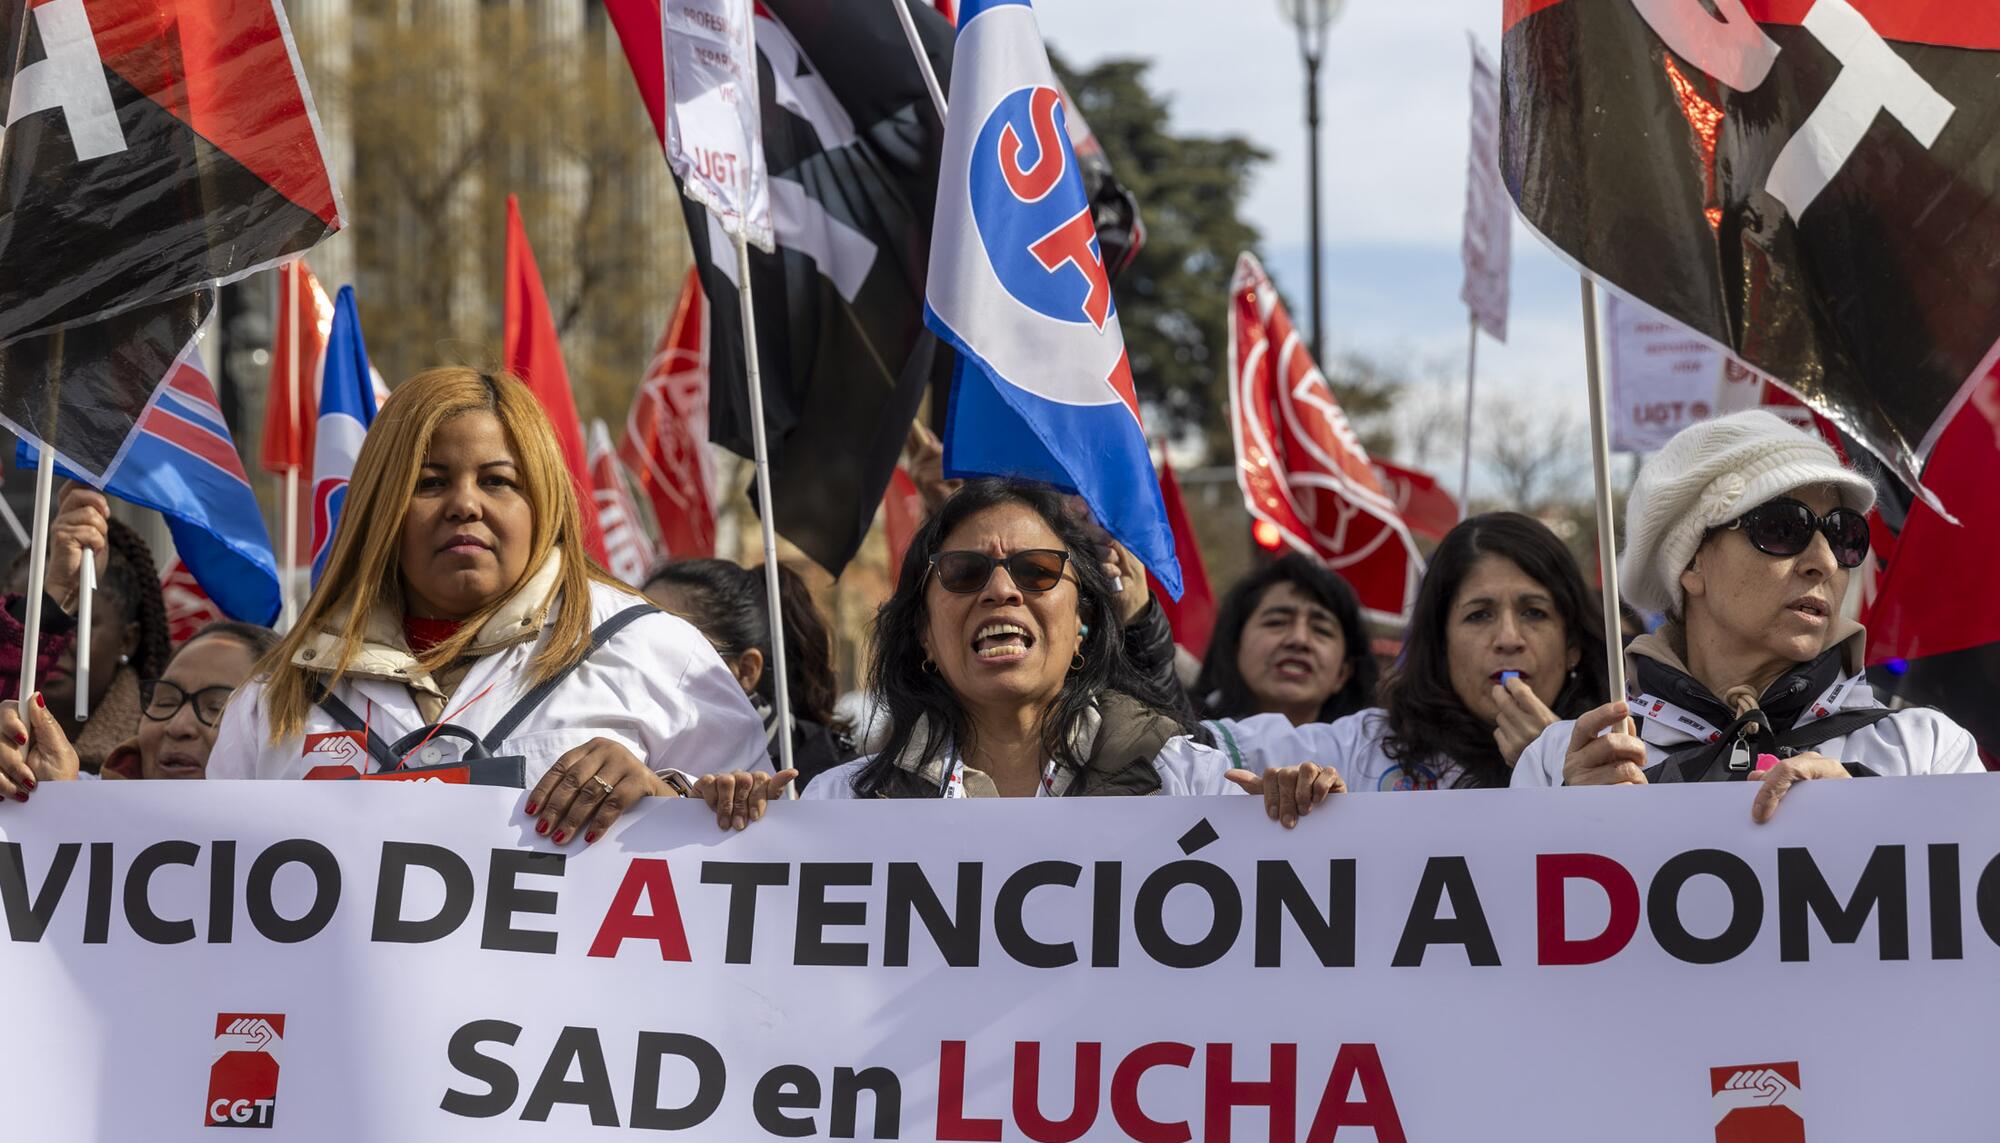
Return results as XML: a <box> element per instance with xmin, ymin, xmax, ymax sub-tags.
<box><xmin>1280</xmin><ymin>0</ymin><xmax>1343</xmax><ymax>367</ymax></box>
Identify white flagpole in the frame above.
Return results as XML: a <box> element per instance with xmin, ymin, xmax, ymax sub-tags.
<box><xmin>17</xmin><ymin>444</ymin><xmax>56</xmax><ymax>720</ymax></box>
<box><xmin>1580</xmin><ymin>277</ymin><xmax>1627</xmax><ymax>704</ymax></box>
<box><xmin>891</xmin><ymin>0</ymin><xmax>948</xmax><ymax>120</ymax></box>
<box><xmin>1458</xmin><ymin>313</ymin><xmax>1478</xmax><ymax>512</ymax></box>
<box><xmin>74</xmin><ymin>559</ymin><xmax>93</xmax><ymax>724</ymax></box>
<box><xmin>281</xmin><ymin>262</ymin><xmax>301</xmax><ymax>631</ymax></box>
<box><xmin>733</xmin><ymin>229</ymin><xmax>797</xmax><ymax>789</ymax></box>
<box><xmin>0</xmin><ymin>494</ymin><xmax>27</xmax><ymax>549</ymax></box>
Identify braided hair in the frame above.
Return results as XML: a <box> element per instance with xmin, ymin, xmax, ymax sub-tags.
<box><xmin>100</xmin><ymin>518</ymin><xmax>171</xmax><ymax>680</ymax></box>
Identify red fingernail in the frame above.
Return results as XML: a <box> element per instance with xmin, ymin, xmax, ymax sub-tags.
<box><xmin>33</xmin><ymin>693</ymin><xmax>44</xmax><ymax>709</ymax></box>
<box><xmin>552</xmin><ymin>830</ymin><xmax>567</xmax><ymax>845</ymax></box>
<box><xmin>524</xmin><ymin>801</ymin><xmax>539</xmax><ymax>815</ymax></box>
<box><xmin>535</xmin><ymin>819</ymin><xmax>550</xmax><ymax>836</ymax></box>
<box><xmin>11</xmin><ymin>732</ymin><xmax>24</xmax><ymax>745</ymax></box>
<box><xmin>22</xmin><ymin>778</ymin><xmax>34</xmax><ymax>792</ymax></box>
<box><xmin>583</xmin><ymin>831</ymin><xmax>599</xmax><ymax>844</ymax></box>
<box><xmin>12</xmin><ymin>793</ymin><xmax>25</xmax><ymax>803</ymax></box>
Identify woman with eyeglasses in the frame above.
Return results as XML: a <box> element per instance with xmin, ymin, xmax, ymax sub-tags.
<box><xmin>691</xmin><ymin>479</ymin><xmax>1337</xmax><ymax>826</ymax></box>
<box><xmin>109</xmin><ymin>622</ymin><xmax>280</xmax><ymax>779</ymax></box>
<box><xmin>1516</xmin><ymin>411</ymin><xmax>1983</xmax><ymax>813</ymax></box>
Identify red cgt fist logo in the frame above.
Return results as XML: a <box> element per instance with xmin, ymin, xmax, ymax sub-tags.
<box><xmin>1712</xmin><ymin>1062</ymin><xmax>1804</xmax><ymax>1143</ymax></box>
<box><xmin>206</xmin><ymin>1014</ymin><xmax>285</xmax><ymax>1128</ymax></box>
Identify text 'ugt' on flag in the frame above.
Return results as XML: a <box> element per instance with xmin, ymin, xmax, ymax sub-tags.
<box><xmin>923</xmin><ymin>0</ymin><xmax>1181</xmax><ymax>598</ymax></box>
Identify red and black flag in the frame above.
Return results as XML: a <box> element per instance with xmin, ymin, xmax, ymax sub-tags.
<box><xmin>0</xmin><ymin>0</ymin><xmax>340</xmax><ymax>475</ymax></box>
<box><xmin>1502</xmin><ymin>0</ymin><xmax>2000</xmax><ymax>508</ymax></box>
<box><xmin>610</xmin><ymin>0</ymin><xmax>953</xmax><ymax>575</ymax></box>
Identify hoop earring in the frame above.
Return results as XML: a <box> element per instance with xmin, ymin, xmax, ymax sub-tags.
<box><xmin>1069</xmin><ymin>652</ymin><xmax>1085</xmax><ymax>673</ymax></box>
<box><xmin>922</xmin><ymin>658</ymin><xmax>938</xmax><ymax>674</ymax></box>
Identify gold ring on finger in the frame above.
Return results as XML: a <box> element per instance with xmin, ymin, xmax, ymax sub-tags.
<box><xmin>590</xmin><ymin>775</ymin><xmax>615</xmax><ymax>796</ymax></box>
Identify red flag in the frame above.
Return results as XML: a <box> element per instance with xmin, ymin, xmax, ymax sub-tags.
<box><xmin>1371</xmin><ymin>458</ymin><xmax>1461</xmax><ymax>543</ymax></box>
<box><xmin>1865</xmin><ymin>369</ymin><xmax>2000</xmax><ymax>665</ymax></box>
<box><xmin>258</xmin><ymin>260</ymin><xmax>334</xmax><ymax>476</ymax></box>
<box><xmin>1228</xmin><ymin>253</ymin><xmax>1423</xmax><ymax>622</ymax></box>
<box><xmin>1146</xmin><ymin>455</ymin><xmax>1216</xmax><ymax>659</ymax></box>
<box><xmin>882</xmin><ymin>465</ymin><xmax>923</xmax><ymax>585</ymax></box>
<box><xmin>619</xmin><ymin>269</ymin><xmax>717</xmax><ymax>560</ymax></box>
<box><xmin>160</xmin><ymin>559</ymin><xmax>226</xmax><ymax>646</ymax></box>
<box><xmin>588</xmin><ymin>421</ymin><xmax>658</xmax><ymax>587</ymax></box>
<box><xmin>503</xmin><ymin>196</ymin><xmax>608</xmax><ymax>562</ymax></box>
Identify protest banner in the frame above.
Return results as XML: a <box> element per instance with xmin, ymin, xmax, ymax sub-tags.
<box><xmin>4</xmin><ymin>778</ymin><xmax>1998</xmax><ymax>1139</ymax></box>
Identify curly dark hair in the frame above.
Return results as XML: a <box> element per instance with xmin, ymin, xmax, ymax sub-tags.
<box><xmin>644</xmin><ymin>558</ymin><xmax>841</xmax><ymax>728</ymax></box>
<box><xmin>1193</xmin><ymin>552</ymin><xmax>1378</xmax><ymax>723</ymax></box>
<box><xmin>100</xmin><ymin>518</ymin><xmax>172</xmax><ymax>680</ymax></box>
<box><xmin>852</xmin><ymin>478</ymin><xmax>1196</xmax><ymax>797</ymax></box>
<box><xmin>1378</xmin><ymin>512</ymin><xmax>1608</xmax><ymax>787</ymax></box>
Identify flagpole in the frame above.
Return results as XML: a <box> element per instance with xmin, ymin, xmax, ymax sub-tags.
<box><xmin>733</xmin><ymin>229</ymin><xmax>797</xmax><ymax>791</ymax></box>
<box><xmin>891</xmin><ymin>0</ymin><xmax>948</xmax><ymax>120</ymax></box>
<box><xmin>18</xmin><ymin>420</ymin><xmax>57</xmax><ymax>722</ymax></box>
<box><xmin>1458</xmin><ymin>313</ymin><xmax>1478</xmax><ymax>511</ymax></box>
<box><xmin>1579</xmin><ymin>277</ymin><xmax>1627</xmax><ymax>705</ymax></box>
<box><xmin>282</xmin><ymin>262</ymin><xmax>302</xmax><ymax>632</ymax></box>
<box><xmin>74</xmin><ymin>559</ymin><xmax>93</xmax><ymax>724</ymax></box>
<box><xmin>0</xmin><ymin>495</ymin><xmax>26</xmax><ymax>549</ymax></box>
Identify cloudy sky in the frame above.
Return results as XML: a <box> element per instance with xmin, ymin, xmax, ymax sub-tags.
<box><xmin>1037</xmin><ymin>0</ymin><xmax>1596</xmax><ymax>494</ymax></box>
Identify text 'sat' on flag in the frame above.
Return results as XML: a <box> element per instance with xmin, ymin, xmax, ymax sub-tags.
<box><xmin>925</xmin><ymin>0</ymin><xmax>1181</xmax><ymax>598</ymax></box>
<box><xmin>1228</xmin><ymin>252</ymin><xmax>1423</xmax><ymax>624</ymax></box>
<box><xmin>1502</xmin><ymin>0</ymin><xmax>2000</xmax><ymax>513</ymax></box>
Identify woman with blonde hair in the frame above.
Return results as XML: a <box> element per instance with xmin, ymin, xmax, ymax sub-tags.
<box><xmin>209</xmin><ymin>368</ymin><xmax>766</xmax><ymax>845</ymax></box>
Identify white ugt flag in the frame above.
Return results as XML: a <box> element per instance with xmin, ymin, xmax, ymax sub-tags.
<box><xmin>1460</xmin><ymin>36</ymin><xmax>1510</xmax><ymax>343</ymax></box>
<box><xmin>663</xmin><ymin>0</ymin><xmax>773</xmax><ymax>251</ymax></box>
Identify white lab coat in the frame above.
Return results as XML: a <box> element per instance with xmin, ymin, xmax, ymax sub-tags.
<box><xmin>1205</xmin><ymin>709</ymin><xmax>1468</xmax><ymax>791</ymax></box>
<box><xmin>209</xmin><ymin>571</ymin><xmax>767</xmax><ymax>784</ymax></box>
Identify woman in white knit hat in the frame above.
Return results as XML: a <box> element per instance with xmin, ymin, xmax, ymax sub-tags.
<box><xmin>1513</xmin><ymin>410</ymin><xmax>1982</xmax><ymax>817</ymax></box>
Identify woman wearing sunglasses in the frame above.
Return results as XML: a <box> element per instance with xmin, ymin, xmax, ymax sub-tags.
<box><xmin>693</xmin><ymin>479</ymin><xmax>1336</xmax><ymax>825</ymax></box>
<box><xmin>1516</xmin><ymin>411</ymin><xmax>1983</xmax><ymax>813</ymax></box>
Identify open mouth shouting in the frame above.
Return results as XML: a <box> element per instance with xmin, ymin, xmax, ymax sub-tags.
<box><xmin>973</xmin><ymin>622</ymin><xmax>1035</xmax><ymax>663</ymax></box>
<box><xmin>1271</xmin><ymin>656</ymin><xmax>1317</xmax><ymax>681</ymax></box>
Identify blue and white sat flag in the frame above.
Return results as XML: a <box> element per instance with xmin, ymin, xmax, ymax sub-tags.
<box><xmin>18</xmin><ymin>346</ymin><xmax>281</xmax><ymax>625</ymax></box>
<box><xmin>309</xmin><ymin>286</ymin><xmax>379</xmax><ymax>585</ymax></box>
<box><xmin>923</xmin><ymin>0</ymin><xmax>1181</xmax><ymax>597</ymax></box>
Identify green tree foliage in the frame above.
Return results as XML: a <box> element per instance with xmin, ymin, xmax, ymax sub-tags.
<box><xmin>1051</xmin><ymin>54</ymin><xmax>1266</xmax><ymax>456</ymax></box>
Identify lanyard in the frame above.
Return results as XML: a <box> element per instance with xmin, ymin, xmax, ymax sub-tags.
<box><xmin>1630</xmin><ymin>672</ymin><xmax>1863</xmax><ymax>746</ymax></box>
<box><xmin>940</xmin><ymin>756</ymin><xmax>1058</xmax><ymax>798</ymax></box>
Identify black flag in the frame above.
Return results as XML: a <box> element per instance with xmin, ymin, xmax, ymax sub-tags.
<box><xmin>0</xmin><ymin>0</ymin><xmax>339</xmax><ymax>475</ymax></box>
<box><xmin>674</xmin><ymin>0</ymin><xmax>956</xmax><ymax>576</ymax></box>
<box><xmin>1503</xmin><ymin>0</ymin><xmax>2000</xmax><ymax>508</ymax></box>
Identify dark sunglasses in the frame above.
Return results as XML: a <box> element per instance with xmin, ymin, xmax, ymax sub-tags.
<box><xmin>1718</xmin><ymin>498</ymin><xmax>1870</xmax><ymax>569</ymax></box>
<box><xmin>927</xmin><ymin>549</ymin><xmax>1070</xmax><ymax>594</ymax></box>
<box><xmin>139</xmin><ymin>679</ymin><xmax>236</xmax><ymax>728</ymax></box>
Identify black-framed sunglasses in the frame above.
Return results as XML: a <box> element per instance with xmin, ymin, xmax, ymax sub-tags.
<box><xmin>1718</xmin><ymin>498</ymin><xmax>1871</xmax><ymax>569</ymax></box>
<box><xmin>927</xmin><ymin>549</ymin><xmax>1070</xmax><ymax>594</ymax></box>
<box><xmin>139</xmin><ymin>680</ymin><xmax>236</xmax><ymax>728</ymax></box>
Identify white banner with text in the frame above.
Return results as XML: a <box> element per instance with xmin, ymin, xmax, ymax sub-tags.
<box><xmin>3</xmin><ymin>778</ymin><xmax>1997</xmax><ymax>1140</ymax></box>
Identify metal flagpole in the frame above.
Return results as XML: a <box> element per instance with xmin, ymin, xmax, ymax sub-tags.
<box><xmin>1579</xmin><ymin>277</ymin><xmax>1627</xmax><ymax>705</ymax></box>
<box><xmin>281</xmin><ymin>262</ymin><xmax>301</xmax><ymax>631</ymax></box>
<box><xmin>74</xmin><ymin>560</ymin><xmax>93</xmax><ymax>723</ymax></box>
<box><xmin>19</xmin><ymin>327</ymin><xmax>66</xmax><ymax>721</ymax></box>
<box><xmin>891</xmin><ymin>0</ymin><xmax>948</xmax><ymax>120</ymax></box>
<box><xmin>734</xmin><ymin>229</ymin><xmax>797</xmax><ymax>788</ymax></box>
<box><xmin>0</xmin><ymin>495</ymin><xmax>27</xmax><ymax>548</ymax></box>
<box><xmin>18</xmin><ymin>436</ymin><xmax>57</xmax><ymax>722</ymax></box>
<box><xmin>1459</xmin><ymin>313</ymin><xmax>1478</xmax><ymax>511</ymax></box>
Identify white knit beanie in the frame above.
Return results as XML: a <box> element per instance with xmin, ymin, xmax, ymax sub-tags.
<box><xmin>1620</xmin><ymin>410</ymin><xmax>1875</xmax><ymax>615</ymax></box>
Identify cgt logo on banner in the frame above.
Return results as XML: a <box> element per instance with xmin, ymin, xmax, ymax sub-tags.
<box><xmin>1713</xmin><ymin>1062</ymin><xmax>1804</xmax><ymax>1143</ymax></box>
<box><xmin>206</xmin><ymin>1014</ymin><xmax>285</xmax><ymax>1128</ymax></box>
